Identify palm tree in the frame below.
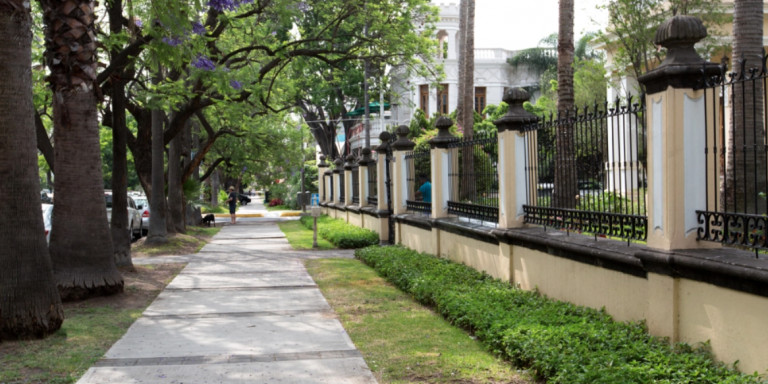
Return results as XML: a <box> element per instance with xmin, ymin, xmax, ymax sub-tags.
<box><xmin>726</xmin><ymin>0</ymin><xmax>765</xmax><ymax>214</ymax></box>
<box><xmin>553</xmin><ymin>0</ymin><xmax>577</xmax><ymax>208</ymax></box>
<box><xmin>0</xmin><ymin>0</ymin><xmax>64</xmax><ymax>338</ymax></box>
<box><xmin>41</xmin><ymin>0</ymin><xmax>124</xmax><ymax>300</ymax></box>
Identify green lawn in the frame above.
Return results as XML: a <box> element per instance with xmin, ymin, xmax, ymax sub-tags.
<box><xmin>277</xmin><ymin>220</ymin><xmax>335</xmax><ymax>249</ymax></box>
<box><xmin>305</xmin><ymin>258</ymin><xmax>533</xmax><ymax>384</ymax></box>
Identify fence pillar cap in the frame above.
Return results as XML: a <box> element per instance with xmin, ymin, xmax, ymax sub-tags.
<box><xmin>318</xmin><ymin>155</ymin><xmax>329</xmax><ymax>168</ymax></box>
<box><xmin>375</xmin><ymin>131</ymin><xmax>392</xmax><ymax>152</ymax></box>
<box><xmin>494</xmin><ymin>88</ymin><xmax>537</xmax><ymax>132</ymax></box>
<box><xmin>638</xmin><ymin>15</ymin><xmax>719</xmax><ymax>94</ymax></box>
<box><xmin>358</xmin><ymin>147</ymin><xmax>375</xmax><ymax>166</ymax></box>
<box><xmin>391</xmin><ymin>125</ymin><xmax>416</xmax><ymax>151</ymax></box>
<box><xmin>333</xmin><ymin>157</ymin><xmax>343</xmax><ymax>173</ymax></box>
<box><xmin>429</xmin><ymin>116</ymin><xmax>457</xmax><ymax>148</ymax></box>
<box><xmin>344</xmin><ymin>154</ymin><xmax>356</xmax><ymax>170</ymax></box>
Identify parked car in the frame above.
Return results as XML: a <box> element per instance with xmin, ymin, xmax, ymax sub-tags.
<box><xmin>105</xmin><ymin>192</ymin><xmax>143</xmax><ymax>240</ymax></box>
<box><xmin>42</xmin><ymin>203</ymin><xmax>53</xmax><ymax>244</ymax></box>
<box><xmin>239</xmin><ymin>194</ymin><xmax>251</xmax><ymax>205</ymax></box>
<box><xmin>133</xmin><ymin>195</ymin><xmax>150</xmax><ymax>236</ymax></box>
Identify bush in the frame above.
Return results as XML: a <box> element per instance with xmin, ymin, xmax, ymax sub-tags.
<box><xmin>300</xmin><ymin>215</ymin><xmax>378</xmax><ymax>249</ymax></box>
<box><xmin>268</xmin><ymin>198</ymin><xmax>284</xmax><ymax>207</ymax></box>
<box><xmin>354</xmin><ymin>246</ymin><xmax>766</xmax><ymax>384</ymax></box>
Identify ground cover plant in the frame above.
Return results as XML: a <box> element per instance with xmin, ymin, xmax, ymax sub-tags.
<box><xmin>305</xmin><ymin>258</ymin><xmax>535</xmax><ymax>384</ymax></box>
<box><xmin>300</xmin><ymin>214</ymin><xmax>378</xmax><ymax>249</ymax></box>
<box><xmin>277</xmin><ymin>220</ymin><xmax>335</xmax><ymax>249</ymax></box>
<box><xmin>356</xmin><ymin>246</ymin><xmax>767</xmax><ymax>384</ymax></box>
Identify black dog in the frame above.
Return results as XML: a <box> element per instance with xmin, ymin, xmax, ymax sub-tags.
<box><xmin>201</xmin><ymin>214</ymin><xmax>215</xmax><ymax>227</ymax></box>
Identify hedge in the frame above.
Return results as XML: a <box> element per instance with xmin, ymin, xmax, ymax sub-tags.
<box><xmin>355</xmin><ymin>245</ymin><xmax>766</xmax><ymax>384</ymax></box>
<box><xmin>300</xmin><ymin>215</ymin><xmax>378</xmax><ymax>249</ymax></box>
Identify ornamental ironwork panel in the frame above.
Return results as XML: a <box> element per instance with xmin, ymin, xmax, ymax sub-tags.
<box><xmin>446</xmin><ymin>132</ymin><xmax>498</xmax><ymax>224</ymax></box>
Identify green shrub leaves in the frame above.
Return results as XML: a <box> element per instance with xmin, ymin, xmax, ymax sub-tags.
<box><xmin>299</xmin><ymin>215</ymin><xmax>379</xmax><ymax>249</ymax></box>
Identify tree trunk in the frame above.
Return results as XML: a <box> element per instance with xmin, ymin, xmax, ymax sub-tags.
<box><xmin>42</xmin><ymin>0</ymin><xmax>124</xmax><ymax>300</ymax></box>
<box><xmin>553</xmin><ymin>0</ymin><xmax>578</xmax><ymax>209</ymax></box>
<box><xmin>168</xmin><ymin>124</ymin><xmax>184</xmax><ymax>233</ymax></box>
<box><xmin>460</xmin><ymin>0</ymin><xmax>476</xmax><ymax>200</ymax></box>
<box><xmin>109</xmin><ymin>0</ymin><xmax>134</xmax><ymax>269</ymax></box>
<box><xmin>457</xmin><ymin>0</ymin><xmax>466</xmax><ymax>124</ymax></box>
<box><xmin>0</xmin><ymin>0</ymin><xmax>64</xmax><ymax>339</ymax></box>
<box><xmin>211</xmin><ymin>169</ymin><xmax>220</xmax><ymax>207</ymax></box>
<box><xmin>727</xmin><ymin>0</ymin><xmax>766</xmax><ymax>214</ymax></box>
<box><xmin>147</xmin><ymin>81</ymin><xmax>169</xmax><ymax>244</ymax></box>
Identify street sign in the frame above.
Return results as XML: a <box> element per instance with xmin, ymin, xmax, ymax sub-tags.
<box><xmin>311</xmin><ymin>193</ymin><xmax>320</xmax><ymax>206</ymax></box>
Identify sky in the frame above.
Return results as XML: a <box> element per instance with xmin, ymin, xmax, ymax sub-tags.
<box><xmin>431</xmin><ymin>0</ymin><xmax>609</xmax><ymax>51</ymax></box>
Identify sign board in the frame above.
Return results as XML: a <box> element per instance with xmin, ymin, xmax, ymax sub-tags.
<box><xmin>311</xmin><ymin>193</ymin><xmax>320</xmax><ymax>206</ymax></box>
<box><xmin>311</xmin><ymin>206</ymin><xmax>323</xmax><ymax>217</ymax></box>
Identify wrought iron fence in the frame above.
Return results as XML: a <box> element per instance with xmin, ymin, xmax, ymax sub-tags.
<box><xmin>368</xmin><ymin>159</ymin><xmax>378</xmax><ymax>205</ymax></box>
<box><xmin>521</xmin><ymin>95</ymin><xmax>648</xmax><ymax>241</ymax></box>
<box><xmin>697</xmin><ymin>60</ymin><xmax>768</xmax><ymax>253</ymax></box>
<box><xmin>339</xmin><ymin>169</ymin><xmax>345</xmax><ymax>204</ymax></box>
<box><xmin>447</xmin><ymin>132</ymin><xmax>499</xmax><ymax>224</ymax></box>
<box><xmin>352</xmin><ymin>165</ymin><xmax>360</xmax><ymax>205</ymax></box>
<box><xmin>405</xmin><ymin>148</ymin><xmax>431</xmax><ymax>215</ymax></box>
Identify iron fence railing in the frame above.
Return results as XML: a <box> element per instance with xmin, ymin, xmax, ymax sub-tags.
<box><xmin>367</xmin><ymin>159</ymin><xmax>378</xmax><ymax>206</ymax></box>
<box><xmin>339</xmin><ymin>169</ymin><xmax>345</xmax><ymax>204</ymax></box>
<box><xmin>405</xmin><ymin>148</ymin><xmax>431</xmax><ymax>215</ymax></box>
<box><xmin>697</xmin><ymin>60</ymin><xmax>768</xmax><ymax>253</ymax></box>
<box><xmin>352</xmin><ymin>166</ymin><xmax>360</xmax><ymax>205</ymax></box>
<box><xmin>447</xmin><ymin>132</ymin><xmax>499</xmax><ymax>224</ymax></box>
<box><xmin>521</xmin><ymin>95</ymin><xmax>648</xmax><ymax>242</ymax></box>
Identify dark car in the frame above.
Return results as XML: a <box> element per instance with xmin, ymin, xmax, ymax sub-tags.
<box><xmin>238</xmin><ymin>194</ymin><xmax>251</xmax><ymax>205</ymax></box>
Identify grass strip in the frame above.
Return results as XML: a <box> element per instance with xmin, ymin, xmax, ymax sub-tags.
<box><xmin>355</xmin><ymin>245</ymin><xmax>767</xmax><ymax>384</ymax></box>
<box><xmin>300</xmin><ymin>214</ymin><xmax>378</xmax><ymax>248</ymax></box>
<box><xmin>305</xmin><ymin>258</ymin><xmax>534</xmax><ymax>384</ymax></box>
<box><xmin>277</xmin><ymin>220</ymin><xmax>335</xmax><ymax>250</ymax></box>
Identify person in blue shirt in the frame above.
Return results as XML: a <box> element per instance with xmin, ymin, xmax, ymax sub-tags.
<box><xmin>417</xmin><ymin>176</ymin><xmax>431</xmax><ymax>203</ymax></box>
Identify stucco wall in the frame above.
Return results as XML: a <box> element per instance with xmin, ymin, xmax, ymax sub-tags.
<box><xmin>440</xmin><ymin>232</ymin><xmax>509</xmax><ymax>281</ymax></box>
<box><xmin>397</xmin><ymin>222</ymin><xmax>435</xmax><ymax>255</ymax></box>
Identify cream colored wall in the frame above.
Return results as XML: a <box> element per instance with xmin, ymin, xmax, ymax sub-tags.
<box><xmin>677</xmin><ymin>279</ymin><xmax>768</xmax><ymax>374</ymax></box>
<box><xmin>512</xmin><ymin>245</ymin><xmax>648</xmax><ymax>323</ymax></box>
<box><xmin>397</xmin><ymin>223</ymin><xmax>435</xmax><ymax>255</ymax></box>
<box><xmin>363</xmin><ymin>215</ymin><xmax>381</xmax><ymax>234</ymax></box>
<box><xmin>347</xmin><ymin>211</ymin><xmax>362</xmax><ymax>228</ymax></box>
<box><xmin>440</xmin><ymin>231</ymin><xmax>509</xmax><ymax>281</ymax></box>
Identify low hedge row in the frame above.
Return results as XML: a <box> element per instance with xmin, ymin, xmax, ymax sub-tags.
<box><xmin>299</xmin><ymin>215</ymin><xmax>379</xmax><ymax>249</ymax></box>
<box><xmin>355</xmin><ymin>245</ymin><xmax>765</xmax><ymax>384</ymax></box>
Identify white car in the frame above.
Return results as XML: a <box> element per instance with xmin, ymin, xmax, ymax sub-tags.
<box><xmin>132</xmin><ymin>195</ymin><xmax>150</xmax><ymax>236</ymax></box>
<box><xmin>105</xmin><ymin>192</ymin><xmax>143</xmax><ymax>240</ymax></box>
<box><xmin>42</xmin><ymin>203</ymin><xmax>53</xmax><ymax>244</ymax></box>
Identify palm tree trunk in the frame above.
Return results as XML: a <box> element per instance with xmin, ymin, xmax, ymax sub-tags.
<box><xmin>553</xmin><ymin>0</ymin><xmax>578</xmax><ymax>209</ymax></box>
<box><xmin>727</xmin><ymin>0</ymin><xmax>765</xmax><ymax>214</ymax></box>
<box><xmin>41</xmin><ymin>0</ymin><xmax>124</xmax><ymax>300</ymax></box>
<box><xmin>147</xmin><ymin>71</ymin><xmax>169</xmax><ymax>244</ymax></box>
<box><xmin>109</xmin><ymin>0</ymin><xmax>134</xmax><ymax>268</ymax></box>
<box><xmin>0</xmin><ymin>0</ymin><xmax>64</xmax><ymax>339</ymax></box>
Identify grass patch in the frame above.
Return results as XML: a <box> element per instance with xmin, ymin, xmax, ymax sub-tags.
<box><xmin>0</xmin><ymin>264</ymin><xmax>185</xmax><ymax>384</ymax></box>
<box><xmin>132</xmin><ymin>226</ymin><xmax>220</xmax><ymax>257</ymax></box>
<box><xmin>300</xmin><ymin>215</ymin><xmax>378</xmax><ymax>249</ymax></box>
<box><xmin>198</xmin><ymin>203</ymin><xmax>227</xmax><ymax>214</ymax></box>
<box><xmin>277</xmin><ymin>220</ymin><xmax>335</xmax><ymax>250</ymax></box>
<box><xmin>305</xmin><ymin>258</ymin><xmax>533</xmax><ymax>384</ymax></box>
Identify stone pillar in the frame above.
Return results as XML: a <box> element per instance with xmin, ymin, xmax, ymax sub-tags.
<box><xmin>427</xmin><ymin>116</ymin><xmax>457</xmax><ymax>219</ymax></box>
<box><xmin>358</xmin><ymin>148</ymin><xmax>374</xmax><ymax>209</ymax></box>
<box><xmin>493</xmin><ymin>88</ymin><xmax>538</xmax><ymax>229</ymax></box>
<box><xmin>333</xmin><ymin>158</ymin><xmax>343</xmax><ymax>206</ymax></box>
<box><xmin>317</xmin><ymin>155</ymin><xmax>328</xmax><ymax>202</ymax></box>
<box><xmin>391</xmin><ymin>126</ymin><xmax>416</xmax><ymax>215</ymax></box>
<box><xmin>375</xmin><ymin>132</ymin><xmax>393</xmax><ymax>243</ymax></box>
<box><xmin>344</xmin><ymin>154</ymin><xmax>355</xmax><ymax>207</ymax></box>
<box><xmin>635</xmin><ymin>15</ymin><xmax>721</xmax><ymax>342</ymax></box>
<box><xmin>637</xmin><ymin>15</ymin><xmax>720</xmax><ymax>251</ymax></box>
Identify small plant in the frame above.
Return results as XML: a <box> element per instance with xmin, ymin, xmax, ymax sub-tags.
<box><xmin>268</xmin><ymin>198</ymin><xmax>284</xmax><ymax>207</ymax></box>
<box><xmin>300</xmin><ymin>215</ymin><xmax>378</xmax><ymax>249</ymax></box>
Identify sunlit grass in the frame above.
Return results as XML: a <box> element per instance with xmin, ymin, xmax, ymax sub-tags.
<box><xmin>306</xmin><ymin>258</ymin><xmax>533</xmax><ymax>384</ymax></box>
<box><xmin>277</xmin><ymin>220</ymin><xmax>334</xmax><ymax>250</ymax></box>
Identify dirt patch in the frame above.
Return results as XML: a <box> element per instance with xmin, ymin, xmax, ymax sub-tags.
<box><xmin>64</xmin><ymin>264</ymin><xmax>185</xmax><ymax>312</ymax></box>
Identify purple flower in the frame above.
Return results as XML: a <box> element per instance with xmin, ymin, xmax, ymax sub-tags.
<box><xmin>296</xmin><ymin>1</ymin><xmax>310</xmax><ymax>12</ymax></box>
<box><xmin>230</xmin><ymin>80</ymin><xmax>243</xmax><ymax>90</ymax></box>
<box><xmin>162</xmin><ymin>36</ymin><xmax>184</xmax><ymax>46</ymax></box>
<box><xmin>209</xmin><ymin>0</ymin><xmax>237</xmax><ymax>12</ymax></box>
<box><xmin>135</xmin><ymin>19</ymin><xmax>143</xmax><ymax>28</ymax></box>
<box><xmin>192</xmin><ymin>55</ymin><xmax>216</xmax><ymax>71</ymax></box>
<box><xmin>192</xmin><ymin>21</ymin><xmax>206</xmax><ymax>35</ymax></box>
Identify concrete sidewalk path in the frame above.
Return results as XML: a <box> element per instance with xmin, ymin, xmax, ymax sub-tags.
<box><xmin>77</xmin><ymin>220</ymin><xmax>376</xmax><ymax>384</ymax></box>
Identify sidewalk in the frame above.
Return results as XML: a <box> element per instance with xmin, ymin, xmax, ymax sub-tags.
<box><xmin>77</xmin><ymin>200</ymin><xmax>376</xmax><ymax>383</ymax></box>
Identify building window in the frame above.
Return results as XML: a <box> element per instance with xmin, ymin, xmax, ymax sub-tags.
<box><xmin>419</xmin><ymin>84</ymin><xmax>429</xmax><ymax>116</ymax></box>
<box><xmin>437</xmin><ymin>84</ymin><xmax>449</xmax><ymax>115</ymax></box>
<box><xmin>475</xmin><ymin>87</ymin><xmax>487</xmax><ymax>114</ymax></box>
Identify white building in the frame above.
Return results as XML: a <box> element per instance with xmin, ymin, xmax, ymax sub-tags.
<box><xmin>348</xmin><ymin>3</ymin><xmax>543</xmax><ymax>151</ymax></box>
